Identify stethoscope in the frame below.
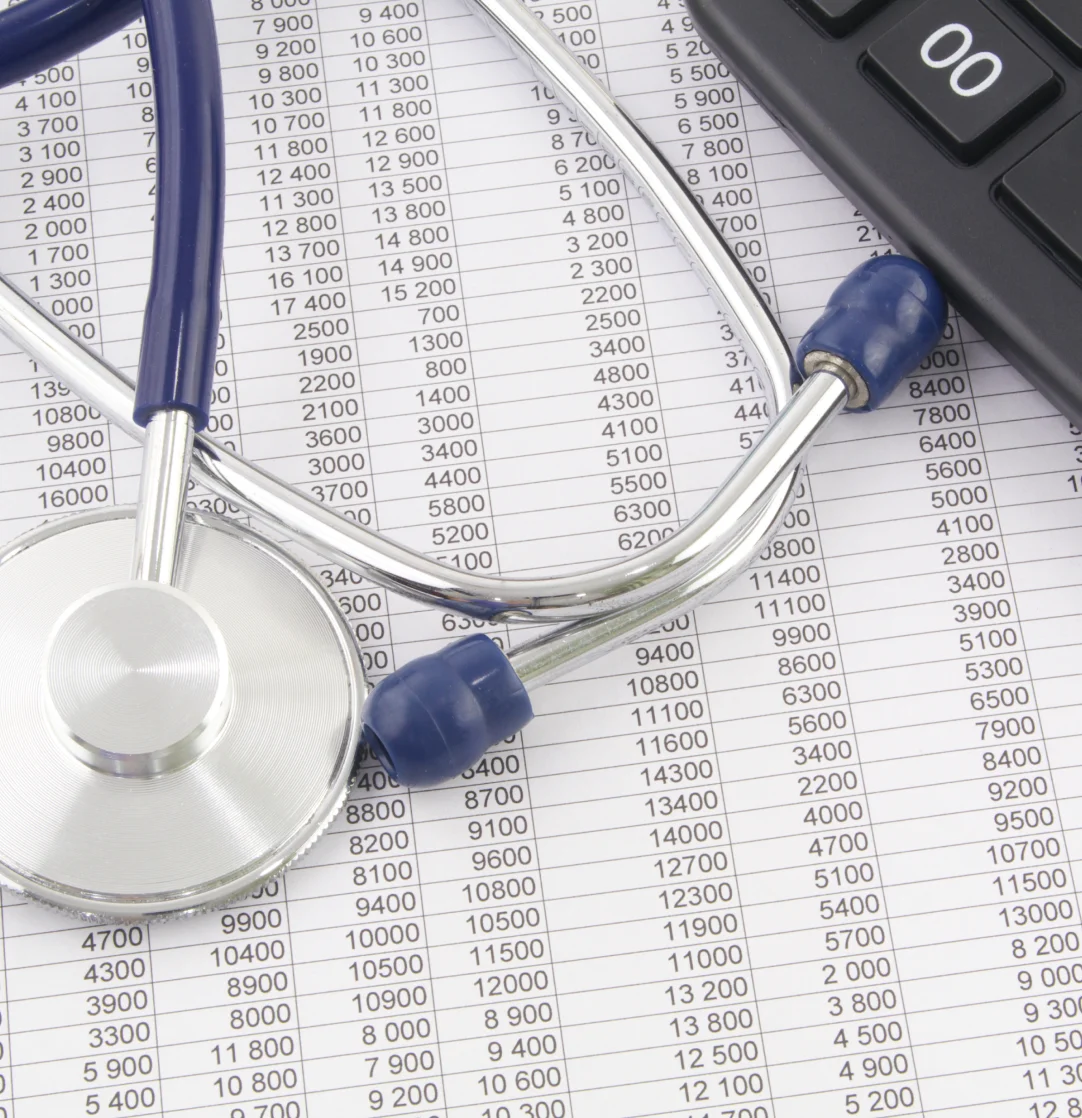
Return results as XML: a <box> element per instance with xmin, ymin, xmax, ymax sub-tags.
<box><xmin>0</xmin><ymin>0</ymin><xmax>947</xmax><ymax>921</ymax></box>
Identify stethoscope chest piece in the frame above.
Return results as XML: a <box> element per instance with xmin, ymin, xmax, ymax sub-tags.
<box><xmin>0</xmin><ymin>509</ymin><xmax>366</xmax><ymax>921</ymax></box>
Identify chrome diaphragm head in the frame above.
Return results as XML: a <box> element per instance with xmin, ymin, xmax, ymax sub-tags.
<box><xmin>0</xmin><ymin>509</ymin><xmax>366</xmax><ymax>921</ymax></box>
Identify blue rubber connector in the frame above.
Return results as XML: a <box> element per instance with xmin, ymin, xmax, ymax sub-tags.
<box><xmin>794</xmin><ymin>256</ymin><xmax>948</xmax><ymax>412</ymax></box>
<box><xmin>134</xmin><ymin>0</ymin><xmax>224</xmax><ymax>431</ymax></box>
<box><xmin>361</xmin><ymin>634</ymin><xmax>534</xmax><ymax>788</ymax></box>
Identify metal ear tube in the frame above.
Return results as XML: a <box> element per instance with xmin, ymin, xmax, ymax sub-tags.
<box><xmin>0</xmin><ymin>0</ymin><xmax>947</xmax><ymax>919</ymax></box>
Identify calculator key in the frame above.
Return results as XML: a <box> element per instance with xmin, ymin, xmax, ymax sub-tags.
<box><xmin>1000</xmin><ymin>114</ymin><xmax>1082</xmax><ymax>273</ymax></box>
<box><xmin>1008</xmin><ymin>0</ymin><xmax>1082</xmax><ymax>64</ymax></box>
<box><xmin>793</xmin><ymin>0</ymin><xmax>893</xmax><ymax>36</ymax></box>
<box><xmin>865</xmin><ymin>0</ymin><xmax>1059</xmax><ymax>161</ymax></box>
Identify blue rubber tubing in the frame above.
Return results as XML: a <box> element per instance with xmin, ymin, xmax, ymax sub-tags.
<box><xmin>135</xmin><ymin>0</ymin><xmax>224</xmax><ymax>430</ymax></box>
<box><xmin>0</xmin><ymin>0</ymin><xmax>225</xmax><ymax>432</ymax></box>
<box><xmin>0</xmin><ymin>0</ymin><xmax>142</xmax><ymax>89</ymax></box>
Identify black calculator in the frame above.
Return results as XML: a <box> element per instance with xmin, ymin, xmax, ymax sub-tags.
<box><xmin>685</xmin><ymin>0</ymin><xmax>1082</xmax><ymax>425</ymax></box>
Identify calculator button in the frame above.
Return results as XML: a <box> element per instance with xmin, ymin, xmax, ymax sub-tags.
<box><xmin>1000</xmin><ymin>114</ymin><xmax>1082</xmax><ymax>273</ymax></box>
<box><xmin>1008</xmin><ymin>0</ymin><xmax>1082</xmax><ymax>64</ymax></box>
<box><xmin>865</xmin><ymin>0</ymin><xmax>1059</xmax><ymax>161</ymax></box>
<box><xmin>792</xmin><ymin>0</ymin><xmax>893</xmax><ymax>35</ymax></box>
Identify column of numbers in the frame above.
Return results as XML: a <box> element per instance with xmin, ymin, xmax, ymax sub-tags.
<box><xmin>4</xmin><ymin>903</ymin><xmax>161</xmax><ymax>1118</ymax></box>
<box><xmin>319</xmin><ymin>785</ymin><xmax>445</xmax><ymax>1117</ymax></box>
<box><xmin>964</xmin><ymin>329</ymin><xmax>1082</xmax><ymax>1115</ymax></box>
<box><xmin>216</xmin><ymin>1</ymin><xmax>378</xmax><ymax>531</ymax></box>
<box><xmin>596</xmin><ymin>1</ymin><xmax>780</xmax><ymax>559</ymax></box>
<box><xmin>915</xmin><ymin>322</ymin><xmax>1081</xmax><ymax>1115</ymax></box>
<box><xmin>700</xmin><ymin>478</ymin><xmax>922</xmax><ymax>1118</ymax></box>
<box><xmin>525</xmin><ymin>0</ymin><xmax>685</xmax><ymax>566</ymax></box>
<box><xmin>0</xmin><ymin>58</ymin><xmax>116</xmax><ymax>540</ymax></box>
<box><xmin>642</xmin><ymin>617</ymin><xmax>774</xmax><ymax>1118</ymax></box>
<box><xmin>322</xmin><ymin>0</ymin><xmax>502</xmax><ymax>667</ymax></box>
<box><xmin>511</xmin><ymin>4</ymin><xmax>778</xmax><ymax>1112</ymax></box>
<box><xmin>412</xmin><ymin>744</ymin><xmax>570</xmax><ymax>1118</ymax></box>
<box><xmin>808</xmin><ymin>294</ymin><xmax>1078</xmax><ymax>1116</ymax></box>
<box><xmin>150</xmin><ymin>884</ymin><xmax>306</xmax><ymax>1116</ymax></box>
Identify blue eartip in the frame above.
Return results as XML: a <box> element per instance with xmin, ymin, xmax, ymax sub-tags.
<box><xmin>795</xmin><ymin>255</ymin><xmax>948</xmax><ymax>412</ymax></box>
<box><xmin>360</xmin><ymin>634</ymin><xmax>534</xmax><ymax>788</ymax></box>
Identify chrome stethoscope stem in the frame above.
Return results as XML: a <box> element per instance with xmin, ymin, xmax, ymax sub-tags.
<box><xmin>131</xmin><ymin>410</ymin><xmax>195</xmax><ymax>584</ymax></box>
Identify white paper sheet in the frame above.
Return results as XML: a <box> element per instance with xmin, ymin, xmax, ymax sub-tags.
<box><xmin>1</xmin><ymin>2</ymin><xmax>1081</xmax><ymax>1115</ymax></box>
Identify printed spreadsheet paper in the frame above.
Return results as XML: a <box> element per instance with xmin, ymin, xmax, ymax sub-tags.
<box><xmin>0</xmin><ymin>1</ymin><xmax>1081</xmax><ymax>1116</ymax></box>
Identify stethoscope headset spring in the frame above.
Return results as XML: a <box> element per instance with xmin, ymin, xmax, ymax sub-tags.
<box><xmin>0</xmin><ymin>0</ymin><xmax>947</xmax><ymax>920</ymax></box>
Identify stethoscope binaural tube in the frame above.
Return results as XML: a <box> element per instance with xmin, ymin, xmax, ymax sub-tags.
<box><xmin>0</xmin><ymin>0</ymin><xmax>949</xmax><ymax>824</ymax></box>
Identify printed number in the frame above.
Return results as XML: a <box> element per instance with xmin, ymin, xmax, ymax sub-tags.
<box><xmin>920</xmin><ymin>23</ymin><xmax>1003</xmax><ymax>98</ymax></box>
